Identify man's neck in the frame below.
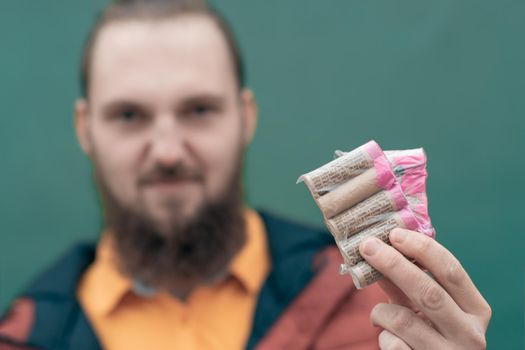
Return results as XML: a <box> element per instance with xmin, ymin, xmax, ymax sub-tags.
<box><xmin>134</xmin><ymin>268</ymin><xmax>230</xmax><ymax>302</ymax></box>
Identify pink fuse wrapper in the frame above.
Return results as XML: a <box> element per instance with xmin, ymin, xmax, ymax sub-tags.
<box><xmin>385</xmin><ymin>149</ymin><xmax>435</xmax><ymax>238</ymax></box>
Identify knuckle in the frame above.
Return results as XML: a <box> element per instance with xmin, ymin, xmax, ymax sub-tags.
<box><xmin>480</xmin><ymin>302</ymin><xmax>493</xmax><ymax>327</ymax></box>
<box><xmin>390</xmin><ymin>308</ymin><xmax>415</xmax><ymax>332</ymax></box>
<box><xmin>445</xmin><ymin>257</ymin><xmax>465</xmax><ymax>285</ymax></box>
<box><xmin>466</xmin><ymin>329</ymin><xmax>487</xmax><ymax>349</ymax></box>
<box><xmin>484</xmin><ymin>303</ymin><xmax>493</xmax><ymax>322</ymax></box>
<box><xmin>419</xmin><ymin>282</ymin><xmax>445</xmax><ymax>311</ymax></box>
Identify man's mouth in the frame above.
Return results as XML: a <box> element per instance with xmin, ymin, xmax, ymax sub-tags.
<box><xmin>144</xmin><ymin>178</ymin><xmax>199</xmax><ymax>192</ymax></box>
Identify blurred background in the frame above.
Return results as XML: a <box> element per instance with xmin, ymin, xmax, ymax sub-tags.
<box><xmin>1</xmin><ymin>0</ymin><xmax>523</xmax><ymax>347</ymax></box>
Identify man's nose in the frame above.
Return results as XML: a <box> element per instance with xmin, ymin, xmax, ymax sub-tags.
<box><xmin>149</xmin><ymin>116</ymin><xmax>187</xmax><ymax>167</ymax></box>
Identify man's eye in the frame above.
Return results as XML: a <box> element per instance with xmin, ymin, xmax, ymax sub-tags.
<box><xmin>194</xmin><ymin>105</ymin><xmax>209</xmax><ymax>114</ymax></box>
<box><xmin>117</xmin><ymin>109</ymin><xmax>141</xmax><ymax>122</ymax></box>
<box><xmin>188</xmin><ymin>104</ymin><xmax>216</xmax><ymax>117</ymax></box>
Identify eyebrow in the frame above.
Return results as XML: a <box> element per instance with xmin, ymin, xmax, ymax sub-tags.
<box><xmin>100</xmin><ymin>100</ymin><xmax>152</xmax><ymax>117</ymax></box>
<box><xmin>177</xmin><ymin>93</ymin><xmax>226</xmax><ymax>110</ymax></box>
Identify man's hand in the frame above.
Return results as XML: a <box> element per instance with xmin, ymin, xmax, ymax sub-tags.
<box><xmin>359</xmin><ymin>229</ymin><xmax>491</xmax><ymax>350</ymax></box>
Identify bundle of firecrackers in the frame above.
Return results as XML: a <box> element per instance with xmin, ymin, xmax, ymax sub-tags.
<box><xmin>298</xmin><ymin>140</ymin><xmax>435</xmax><ymax>289</ymax></box>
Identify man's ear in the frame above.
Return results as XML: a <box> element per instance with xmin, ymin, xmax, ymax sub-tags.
<box><xmin>240</xmin><ymin>88</ymin><xmax>258</xmax><ymax>146</ymax></box>
<box><xmin>74</xmin><ymin>99</ymin><xmax>93</xmax><ymax>156</ymax></box>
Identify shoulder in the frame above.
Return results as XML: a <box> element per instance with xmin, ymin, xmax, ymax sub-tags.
<box><xmin>257</xmin><ymin>209</ymin><xmax>333</xmax><ymax>256</ymax></box>
<box><xmin>0</xmin><ymin>298</ymin><xmax>36</xmax><ymax>348</ymax></box>
<box><xmin>258</xmin><ymin>209</ymin><xmax>329</xmax><ymax>236</ymax></box>
<box><xmin>313</xmin><ymin>246</ymin><xmax>386</xmax><ymax>349</ymax></box>
<box><xmin>256</xmin><ymin>244</ymin><xmax>385</xmax><ymax>350</ymax></box>
<box><xmin>23</xmin><ymin>243</ymin><xmax>96</xmax><ymax>297</ymax></box>
<box><xmin>0</xmin><ymin>243</ymin><xmax>97</xmax><ymax>348</ymax></box>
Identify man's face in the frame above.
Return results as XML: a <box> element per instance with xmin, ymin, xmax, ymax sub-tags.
<box><xmin>76</xmin><ymin>15</ymin><xmax>256</xmax><ymax>228</ymax></box>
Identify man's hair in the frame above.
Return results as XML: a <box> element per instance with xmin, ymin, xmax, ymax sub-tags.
<box><xmin>80</xmin><ymin>0</ymin><xmax>245</xmax><ymax>98</ymax></box>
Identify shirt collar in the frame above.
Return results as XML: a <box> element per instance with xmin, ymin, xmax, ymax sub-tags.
<box><xmin>77</xmin><ymin>233</ymin><xmax>132</xmax><ymax>316</ymax></box>
<box><xmin>229</xmin><ymin>208</ymin><xmax>271</xmax><ymax>294</ymax></box>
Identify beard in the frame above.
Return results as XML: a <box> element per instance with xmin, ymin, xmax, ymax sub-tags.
<box><xmin>93</xmin><ymin>154</ymin><xmax>247</xmax><ymax>291</ymax></box>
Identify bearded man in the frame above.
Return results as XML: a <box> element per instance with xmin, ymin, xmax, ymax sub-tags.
<box><xmin>0</xmin><ymin>1</ymin><xmax>491</xmax><ymax>349</ymax></box>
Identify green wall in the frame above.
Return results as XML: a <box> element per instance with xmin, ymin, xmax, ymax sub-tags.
<box><xmin>1</xmin><ymin>1</ymin><xmax>523</xmax><ymax>348</ymax></box>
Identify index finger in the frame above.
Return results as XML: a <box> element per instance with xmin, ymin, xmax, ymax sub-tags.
<box><xmin>360</xmin><ymin>237</ymin><xmax>466</xmax><ymax>338</ymax></box>
<box><xmin>389</xmin><ymin>228</ymin><xmax>491</xmax><ymax>324</ymax></box>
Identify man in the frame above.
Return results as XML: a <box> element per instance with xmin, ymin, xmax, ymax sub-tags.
<box><xmin>0</xmin><ymin>0</ymin><xmax>491</xmax><ymax>349</ymax></box>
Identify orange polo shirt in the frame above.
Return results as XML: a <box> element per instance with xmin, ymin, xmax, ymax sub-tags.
<box><xmin>77</xmin><ymin>208</ymin><xmax>271</xmax><ymax>350</ymax></box>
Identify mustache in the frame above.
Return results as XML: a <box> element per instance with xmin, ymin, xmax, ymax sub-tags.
<box><xmin>138</xmin><ymin>163</ymin><xmax>204</xmax><ymax>186</ymax></box>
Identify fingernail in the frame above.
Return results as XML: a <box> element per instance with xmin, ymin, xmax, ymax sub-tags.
<box><xmin>391</xmin><ymin>229</ymin><xmax>408</xmax><ymax>244</ymax></box>
<box><xmin>362</xmin><ymin>238</ymin><xmax>381</xmax><ymax>256</ymax></box>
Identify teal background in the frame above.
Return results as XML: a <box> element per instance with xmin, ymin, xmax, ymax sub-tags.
<box><xmin>1</xmin><ymin>1</ymin><xmax>523</xmax><ymax>348</ymax></box>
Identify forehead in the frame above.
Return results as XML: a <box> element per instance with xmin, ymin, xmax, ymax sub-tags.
<box><xmin>89</xmin><ymin>15</ymin><xmax>236</xmax><ymax>103</ymax></box>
